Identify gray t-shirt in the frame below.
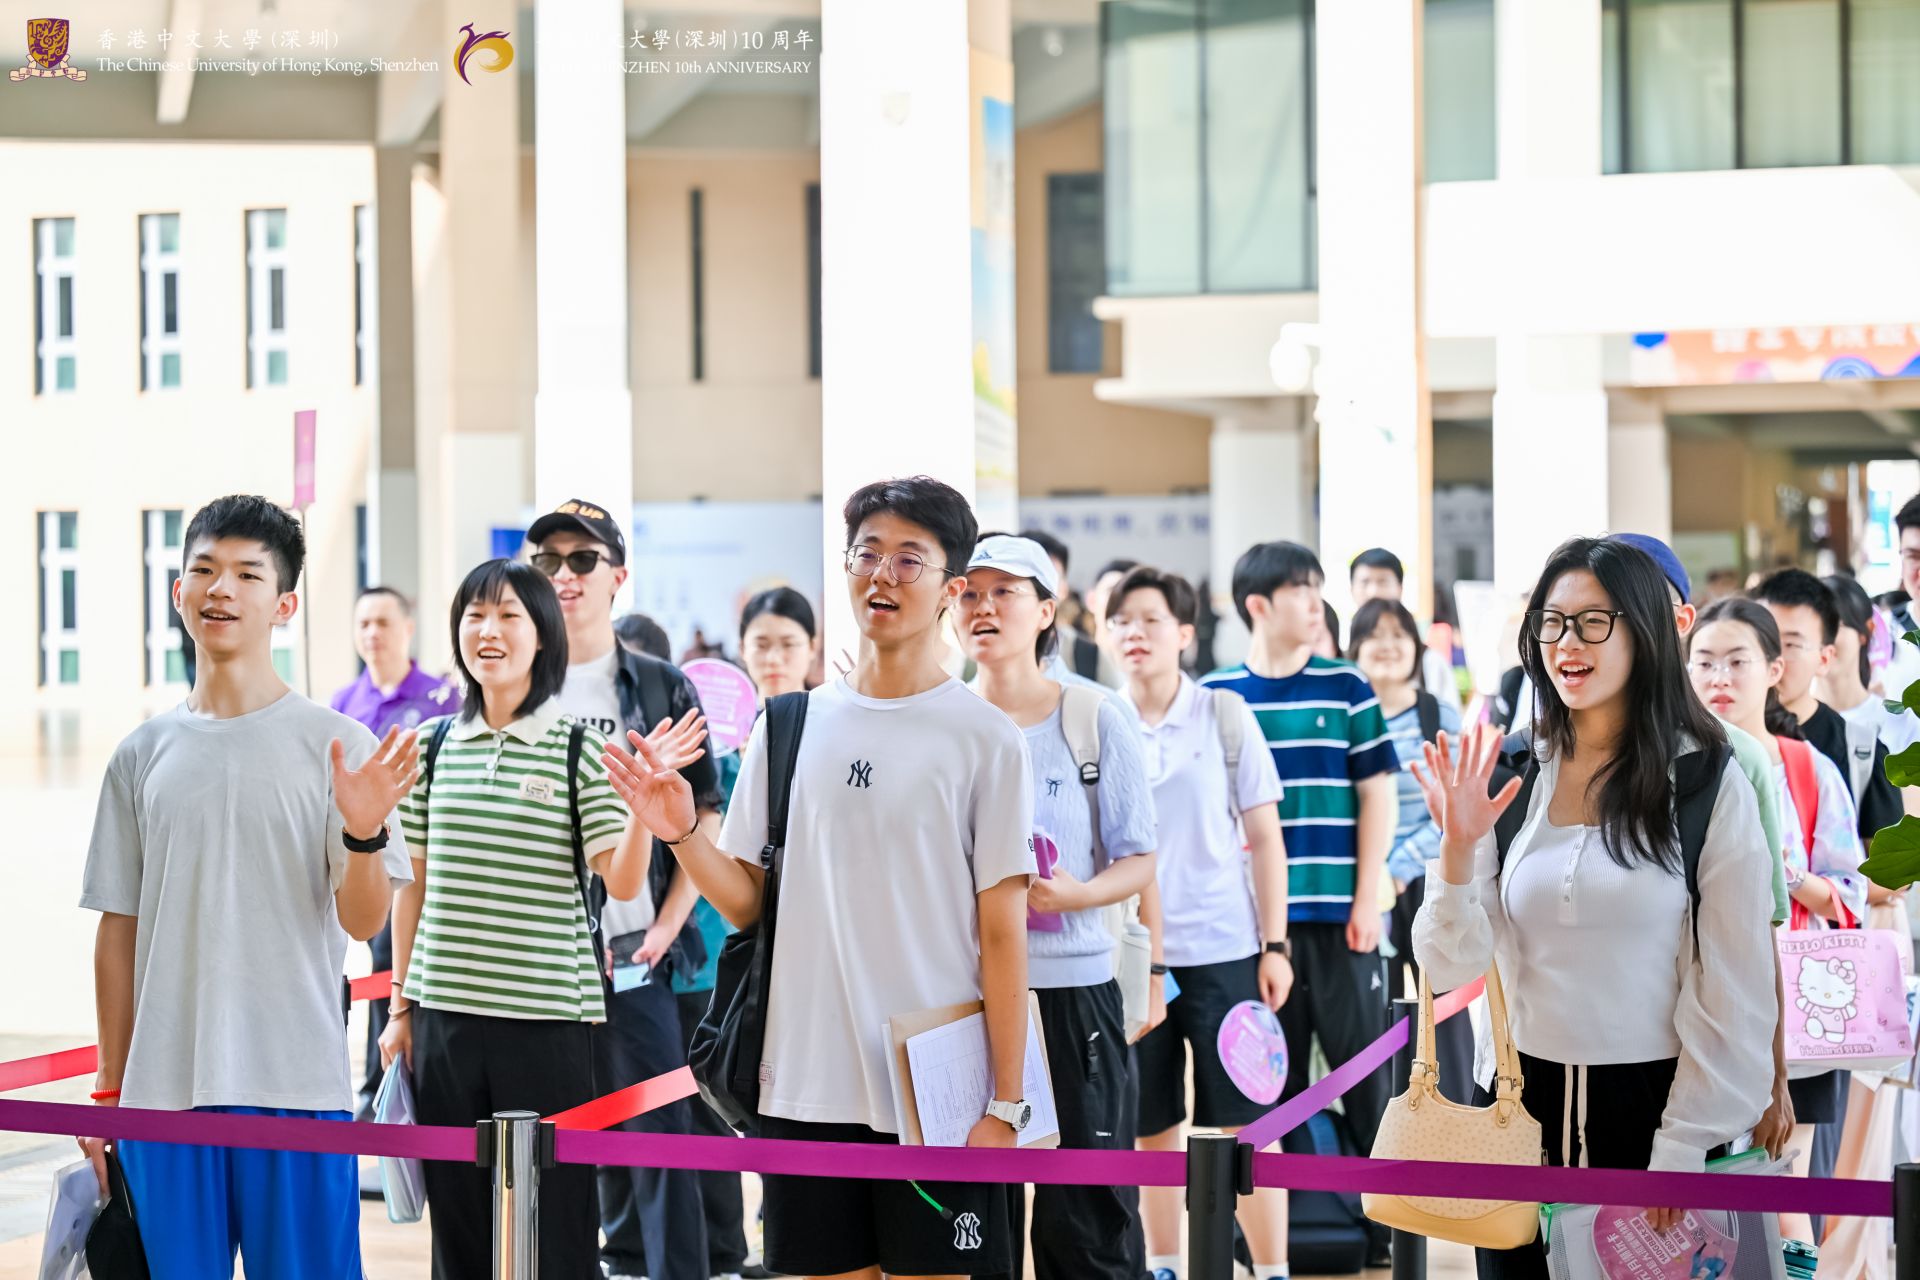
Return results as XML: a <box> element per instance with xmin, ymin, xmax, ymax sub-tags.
<box><xmin>1025</xmin><ymin>697</ymin><xmax>1158</xmax><ymax>988</ymax></box>
<box><xmin>80</xmin><ymin>692</ymin><xmax>414</xmax><ymax>1112</ymax></box>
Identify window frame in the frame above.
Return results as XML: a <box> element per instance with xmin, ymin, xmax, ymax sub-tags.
<box><xmin>140</xmin><ymin>213</ymin><xmax>183</xmax><ymax>392</ymax></box>
<box><xmin>39</xmin><ymin>510</ymin><xmax>81</xmax><ymax>687</ymax></box>
<box><xmin>245</xmin><ymin>208</ymin><xmax>290</xmax><ymax>388</ymax></box>
<box><xmin>142</xmin><ymin>508</ymin><xmax>188</xmax><ymax>687</ymax></box>
<box><xmin>34</xmin><ymin>218</ymin><xmax>77</xmax><ymax>396</ymax></box>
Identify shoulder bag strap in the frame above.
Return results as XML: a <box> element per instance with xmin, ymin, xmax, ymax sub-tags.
<box><xmin>1778</xmin><ymin>736</ymin><xmax>1818</xmax><ymax>861</ymax></box>
<box><xmin>565</xmin><ymin>721</ymin><xmax>608</xmax><ymax>985</ymax></box>
<box><xmin>1060</xmin><ymin>685</ymin><xmax>1106</xmax><ymax>865</ymax></box>
<box><xmin>422</xmin><ymin>715</ymin><xmax>454</xmax><ymax>801</ymax></box>
<box><xmin>1210</xmin><ymin>686</ymin><xmax>1246</xmax><ymax>817</ymax></box>
<box><xmin>1415</xmin><ymin>691</ymin><xmax>1441</xmax><ymax>745</ymax></box>
<box><xmin>762</xmin><ymin>692</ymin><xmax>810</xmax><ymax>876</ymax></box>
<box><xmin>1481</xmin><ymin>958</ymin><xmax>1524</xmax><ymax>1103</ymax></box>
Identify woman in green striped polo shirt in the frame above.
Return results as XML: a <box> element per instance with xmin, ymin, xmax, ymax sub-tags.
<box><xmin>380</xmin><ymin>558</ymin><xmax>662</xmax><ymax>1279</ymax></box>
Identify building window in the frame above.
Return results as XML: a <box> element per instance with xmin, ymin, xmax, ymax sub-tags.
<box><xmin>34</xmin><ymin>218</ymin><xmax>77</xmax><ymax>395</ymax></box>
<box><xmin>806</xmin><ymin>183</ymin><xmax>822</xmax><ymax>379</ymax></box>
<box><xmin>1047</xmin><ymin>173</ymin><xmax>1106</xmax><ymax>374</ymax></box>
<box><xmin>1425</xmin><ymin>0</ymin><xmax>1496</xmax><ymax>182</ymax></box>
<box><xmin>143</xmin><ymin>509</ymin><xmax>187</xmax><ymax>686</ymax></box>
<box><xmin>246</xmin><ymin>208</ymin><xmax>290</xmax><ymax>387</ymax></box>
<box><xmin>690</xmin><ymin>189</ymin><xmax>706</xmax><ymax>382</ymax></box>
<box><xmin>140</xmin><ymin>214</ymin><xmax>183</xmax><ymax>391</ymax></box>
<box><xmin>38</xmin><ymin>511</ymin><xmax>80</xmax><ymax>686</ymax></box>
<box><xmin>354</xmin><ymin>203</ymin><xmax>374</xmax><ymax>387</ymax></box>
<box><xmin>1604</xmin><ymin>0</ymin><xmax>1918</xmax><ymax>172</ymax></box>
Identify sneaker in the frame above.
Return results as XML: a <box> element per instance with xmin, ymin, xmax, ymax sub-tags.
<box><xmin>738</xmin><ymin>1268</ymin><xmax>782</xmax><ymax>1280</ymax></box>
<box><xmin>1152</xmin><ymin>1270</ymin><xmax>1180</xmax><ymax>1280</ymax></box>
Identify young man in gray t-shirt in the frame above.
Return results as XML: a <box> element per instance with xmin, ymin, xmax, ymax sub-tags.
<box><xmin>79</xmin><ymin>495</ymin><xmax>417</xmax><ymax>1278</ymax></box>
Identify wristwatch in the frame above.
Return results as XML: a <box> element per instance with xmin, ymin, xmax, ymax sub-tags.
<box><xmin>1263</xmin><ymin>939</ymin><xmax>1292</xmax><ymax>959</ymax></box>
<box><xmin>985</xmin><ymin>1098</ymin><xmax>1033</xmax><ymax>1133</ymax></box>
<box><xmin>343</xmin><ymin>824</ymin><xmax>390</xmax><ymax>854</ymax></box>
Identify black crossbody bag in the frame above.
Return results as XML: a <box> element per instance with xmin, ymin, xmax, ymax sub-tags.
<box><xmin>688</xmin><ymin>691</ymin><xmax>808</xmax><ymax>1131</ymax></box>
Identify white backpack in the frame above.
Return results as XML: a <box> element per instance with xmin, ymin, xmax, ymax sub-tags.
<box><xmin>1059</xmin><ymin>683</ymin><xmax>1250</xmax><ymax>1038</ymax></box>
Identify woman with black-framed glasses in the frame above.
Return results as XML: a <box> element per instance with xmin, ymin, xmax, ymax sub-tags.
<box><xmin>1411</xmin><ymin>538</ymin><xmax>1778</xmax><ymax>1278</ymax></box>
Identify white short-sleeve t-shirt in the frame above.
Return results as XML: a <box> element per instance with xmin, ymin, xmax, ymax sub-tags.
<box><xmin>1126</xmin><ymin>677</ymin><xmax>1287</xmax><ymax>968</ymax></box>
<box><xmin>717</xmin><ymin>677</ymin><xmax>1037</xmax><ymax>1132</ymax></box>
<box><xmin>80</xmin><ymin>692</ymin><xmax>414</xmax><ymax>1112</ymax></box>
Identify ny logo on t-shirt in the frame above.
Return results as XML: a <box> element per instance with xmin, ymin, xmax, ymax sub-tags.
<box><xmin>847</xmin><ymin>760</ymin><xmax>874</xmax><ymax>789</ymax></box>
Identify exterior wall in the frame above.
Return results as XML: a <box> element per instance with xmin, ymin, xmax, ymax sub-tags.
<box><xmin>1014</xmin><ymin>105</ymin><xmax>1211</xmax><ymax>495</ymax></box>
<box><xmin>0</xmin><ymin>142</ymin><xmax>375</xmax><ymax>754</ymax></box>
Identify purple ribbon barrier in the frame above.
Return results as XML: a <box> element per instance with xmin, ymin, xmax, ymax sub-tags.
<box><xmin>1236</xmin><ymin>1015</ymin><xmax>1409</xmax><ymax>1152</ymax></box>
<box><xmin>0</xmin><ymin>1098</ymin><xmax>1891</xmax><ymax>1218</ymax></box>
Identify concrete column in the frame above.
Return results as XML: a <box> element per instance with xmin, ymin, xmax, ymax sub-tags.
<box><xmin>1314</xmin><ymin>0</ymin><xmax>1432</xmax><ymax>622</ymax></box>
<box><xmin>817</xmin><ymin>0</ymin><xmax>1016</xmax><ymax>659</ymax></box>
<box><xmin>434</xmin><ymin>0</ymin><xmax>524</xmax><ymax>602</ymax></box>
<box><xmin>369</xmin><ymin>145</ymin><xmax>418</xmax><ymax>602</ymax></box>
<box><xmin>1608</xmin><ymin>391</ymin><xmax>1672</xmax><ymax>541</ymax></box>
<box><xmin>1210</xmin><ymin>403</ymin><xmax>1313</xmax><ymax>666</ymax></box>
<box><xmin>533</xmin><ymin>0</ymin><xmax>634</xmax><ymax>610</ymax></box>
<box><xmin>1491</xmin><ymin>0</ymin><xmax>1606</xmax><ymax>597</ymax></box>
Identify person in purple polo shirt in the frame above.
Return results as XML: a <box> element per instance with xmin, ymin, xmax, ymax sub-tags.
<box><xmin>330</xmin><ymin>585</ymin><xmax>456</xmax><ymax>1116</ymax></box>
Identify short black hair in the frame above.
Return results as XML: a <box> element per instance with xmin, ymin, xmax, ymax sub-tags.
<box><xmin>1823</xmin><ymin>573</ymin><xmax>1877</xmax><ymax>688</ymax></box>
<box><xmin>1095</xmin><ymin>558</ymin><xmax>1139</xmax><ymax>583</ymax></box>
<box><xmin>1750</xmin><ymin>567</ymin><xmax>1839</xmax><ymax>646</ymax></box>
<box><xmin>449</xmin><ymin>559</ymin><xmax>569</xmax><ymax>723</ymax></box>
<box><xmin>740</xmin><ymin>586</ymin><xmax>818</xmax><ymax>641</ymax></box>
<box><xmin>1350</xmin><ymin>548</ymin><xmax>1405</xmax><ymax>584</ymax></box>
<box><xmin>1347</xmin><ymin>597</ymin><xmax>1426</xmax><ymax>687</ymax></box>
<box><xmin>357</xmin><ymin>585</ymin><xmax>413</xmax><ymax>616</ymax></box>
<box><xmin>183</xmin><ymin>495</ymin><xmax>305</xmax><ymax>593</ymax></box>
<box><xmin>614</xmin><ymin>612</ymin><xmax>672</xmax><ymax>661</ymax></box>
<box><xmin>1106</xmin><ymin>565</ymin><xmax>1200</xmax><ymax>628</ymax></box>
<box><xmin>1230</xmin><ymin>541</ymin><xmax>1323</xmax><ymax>627</ymax></box>
<box><xmin>1323</xmin><ymin>600</ymin><xmax>1341</xmax><ymax>647</ymax></box>
<box><xmin>1897</xmin><ymin>494</ymin><xmax>1920</xmax><ymax>537</ymax></box>
<box><xmin>842</xmin><ymin>476</ymin><xmax>977</xmax><ymax>579</ymax></box>
<box><xmin>1019</xmin><ymin>528</ymin><xmax>1071</xmax><ymax>575</ymax></box>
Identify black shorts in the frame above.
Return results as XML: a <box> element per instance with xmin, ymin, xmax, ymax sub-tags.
<box><xmin>1133</xmin><ymin>954</ymin><xmax>1269</xmax><ymax>1134</ymax></box>
<box><xmin>758</xmin><ymin>1114</ymin><xmax>1014</xmax><ymax>1277</ymax></box>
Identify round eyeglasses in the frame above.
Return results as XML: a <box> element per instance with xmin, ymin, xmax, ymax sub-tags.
<box><xmin>845</xmin><ymin>547</ymin><xmax>955</xmax><ymax>584</ymax></box>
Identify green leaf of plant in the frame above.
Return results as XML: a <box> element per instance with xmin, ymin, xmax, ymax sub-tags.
<box><xmin>1902</xmin><ymin>680</ymin><xmax>1920</xmax><ymax>716</ymax></box>
<box><xmin>1904</xmin><ymin>630</ymin><xmax>1920</xmax><ymax>651</ymax></box>
<box><xmin>1862</xmin><ymin>817</ymin><xmax>1920</xmax><ymax>891</ymax></box>
<box><xmin>1886</xmin><ymin>700</ymin><xmax>1906</xmax><ymax>715</ymax></box>
<box><xmin>1888</xmin><ymin>743</ymin><xmax>1920</xmax><ymax>789</ymax></box>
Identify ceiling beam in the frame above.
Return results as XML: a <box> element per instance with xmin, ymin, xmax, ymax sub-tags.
<box><xmin>155</xmin><ymin>0</ymin><xmax>203</xmax><ymax>124</ymax></box>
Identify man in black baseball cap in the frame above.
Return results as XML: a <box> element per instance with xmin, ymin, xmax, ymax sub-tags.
<box><xmin>526</xmin><ymin>498</ymin><xmax>723</xmax><ymax>1280</ymax></box>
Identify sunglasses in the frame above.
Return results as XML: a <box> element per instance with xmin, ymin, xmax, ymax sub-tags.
<box><xmin>531</xmin><ymin>549</ymin><xmax>612</xmax><ymax>577</ymax></box>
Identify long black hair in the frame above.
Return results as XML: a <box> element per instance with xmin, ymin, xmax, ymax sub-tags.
<box><xmin>1823</xmin><ymin>573</ymin><xmax>1876</xmax><ymax>690</ymax></box>
<box><xmin>1347</xmin><ymin>597</ymin><xmax>1426</xmax><ymax>689</ymax></box>
<box><xmin>450</xmin><ymin>559</ymin><xmax>569</xmax><ymax>723</ymax></box>
<box><xmin>1691</xmin><ymin>597</ymin><xmax>1804</xmax><ymax>740</ymax></box>
<box><xmin>740</xmin><ymin>586</ymin><xmax>818</xmax><ymax>641</ymax></box>
<box><xmin>1522</xmin><ymin>537</ymin><xmax>1727</xmax><ymax>874</ymax></box>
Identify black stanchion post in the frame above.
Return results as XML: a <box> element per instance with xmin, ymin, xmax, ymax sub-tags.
<box><xmin>1897</xmin><ymin>1162</ymin><xmax>1920</xmax><ymax>1280</ymax></box>
<box><xmin>1391</xmin><ymin>996</ymin><xmax>1427</xmax><ymax>1280</ymax></box>
<box><xmin>1188</xmin><ymin>1134</ymin><xmax>1243</xmax><ymax>1280</ymax></box>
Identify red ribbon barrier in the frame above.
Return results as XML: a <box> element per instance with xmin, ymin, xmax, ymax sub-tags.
<box><xmin>0</xmin><ymin>1045</ymin><xmax>97</xmax><ymax>1093</ymax></box>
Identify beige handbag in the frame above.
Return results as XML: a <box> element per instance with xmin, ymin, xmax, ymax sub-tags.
<box><xmin>1362</xmin><ymin>962</ymin><xmax>1544</xmax><ymax>1250</ymax></box>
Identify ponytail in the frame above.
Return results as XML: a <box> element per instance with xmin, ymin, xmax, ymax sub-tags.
<box><xmin>1764</xmin><ymin>688</ymin><xmax>1804</xmax><ymax>740</ymax></box>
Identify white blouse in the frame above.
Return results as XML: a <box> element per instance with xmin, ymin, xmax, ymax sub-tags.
<box><xmin>1414</xmin><ymin>747</ymin><xmax>1779</xmax><ymax>1173</ymax></box>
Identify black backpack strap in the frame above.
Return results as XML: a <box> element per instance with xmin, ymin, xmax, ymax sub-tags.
<box><xmin>1492</xmin><ymin>751</ymin><xmax>1540</xmax><ymax>874</ymax></box>
<box><xmin>637</xmin><ymin>656</ymin><xmax>674</xmax><ymax>735</ymax></box>
<box><xmin>762</xmin><ymin>691</ymin><xmax>810</xmax><ymax>868</ymax></box>
<box><xmin>1415</xmin><ymin>692</ymin><xmax>1441</xmax><ymax>745</ymax></box>
<box><xmin>422</xmin><ymin>715</ymin><xmax>454</xmax><ymax>798</ymax></box>
<box><xmin>566</xmin><ymin>720</ymin><xmax>608</xmax><ymax>986</ymax></box>
<box><xmin>1673</xmin><ymin>740</ymin><xmax>1730</xmax><ymax>944</ymax></box>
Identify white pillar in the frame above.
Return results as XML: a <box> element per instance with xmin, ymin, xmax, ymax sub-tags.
<box><xmin>533</xmin><ymin>0</ymin><xmax>634</xmax><ymax>607</ymax></box>
<box><xmin>1314</xmin><ymin>0</ymin><xmax>1432</xmax><ymax>622</ymax></box>
<box><xmin>818</xmin><ymin>0</ymin><xmax>1015</xmax><ymax>658</ymax></box>
<box><xmin>369</xmin><ymin>145</ymin><xmax>418</xmax><ymax>601</ymax></box>
<box><xmin>1210</xmin><ymin>404</ymin><xmax>1313</xmax><ymax>666</ymax></box>
<box><xmin>1607</xmin><ymin>392</ymin><xmax>1672</xmax><ymax>541</ymax></box>
<box><xmin>1491</xmin><ymin>0</ymin><xmax>1606</xmax><ymax>597</ymax></box>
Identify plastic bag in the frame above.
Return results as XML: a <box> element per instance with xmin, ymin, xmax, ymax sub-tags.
<box><xmin>373</xmin><ymin>1053</ymin><xmax>426</xmax><ymax>1225</ymax></box>
<box><xmin>40</xmin><ymin>1160</ymin><xmax>102</xmax><ymax>1280</ymax></box>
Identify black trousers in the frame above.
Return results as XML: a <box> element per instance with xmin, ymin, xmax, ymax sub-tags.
<box><xmin>1277</xmin><ymin>921</ymin><xmax>1392</xmax><ymax>1155</ymax></box>
<box><xmin>358</xmin><ymin>924</ymin><xmax>394</xmax><ymax>1114</ymax></box>
<box><xmin>595</xmin><ymin>976</ymin><xmax>709</xmax><ymax>1280</ymax></box>
<box><xmin>1472</xmin><ymin>1053</ymin><xmax>1682</xmax><ymax>1280</ymax></box>
<box><xmin>677</xmin><ymin>989</ymin><xmax>750</xmax><ymax>1274</ymax></box>
<box><xmin>412</xmin><ymin>1007</ymin><xmax>601</xmax><ymax>1280</ymax></box>
<box><xmin>985</xmin><ymin>981</ymin><xmax>1144</xmax><ymax>1280</ymax></box>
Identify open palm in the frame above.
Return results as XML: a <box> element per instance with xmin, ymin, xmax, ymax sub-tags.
<box><xmin>602</xmin><ymin>731</ymin><xmax>698</xmax><ymax>843</ymax></box>
<box><xmin>1409</xmin><ymin>725</ymin><xmax>1523</xmax><ymax>848</ymax></box>
<box><xmin>331</xmin><ymin>727</ymin><xmax>420</xmax><ymax>839</ymax></box>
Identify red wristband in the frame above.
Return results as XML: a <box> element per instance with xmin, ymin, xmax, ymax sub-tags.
<box><xmin>89</xmin><ymin>1089</ymin><xmax>121</xmax><ymax>1101</ymax></box>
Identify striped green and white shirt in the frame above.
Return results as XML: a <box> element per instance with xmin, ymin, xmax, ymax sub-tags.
<box><xmin>397</xmin><ymin>700</ymin><xmax>627</xmax><ymax>1021</ymax></box>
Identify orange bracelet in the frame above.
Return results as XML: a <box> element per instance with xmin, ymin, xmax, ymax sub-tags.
<box><xmin>89</xmin><ymin>1089</ymin><xmax>121</xmax><ymax>1101</ymax></box>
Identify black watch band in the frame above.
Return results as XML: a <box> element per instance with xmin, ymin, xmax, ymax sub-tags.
<box><xmin>1150</xmin><ymin>962</ymin><xmax>1169</xmax><ymax>977</ymax></box>
<box><xmin>1263</xmin><ymin>939</ymin><xmax>1291</xmax><ymax>959</ymax></box>
<box><xmin>342</xmin><ymin>824</ymin><xmax>390</xmax><ymax>854</ymax></box>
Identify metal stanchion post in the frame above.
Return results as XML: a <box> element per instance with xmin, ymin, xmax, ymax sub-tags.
<box><xmin>1897</xmin><ymin>1163</ymin><xmax>1920</xmax><ymax>1280</ymax></box>
<box><xmin>484</xmin><ymin>1109</ymin><xmax>543</xmax><ymax>1280</ymax></box>
<box><xmin>1391</xmin><ymin>996</ymin><xmax>1427</xmax><ymax>1280</ymax></box>
<box><xmin>1188</xmin><ymin>1133</ymin><xmax>1250</xmax><ymax>1280</ymax></box>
